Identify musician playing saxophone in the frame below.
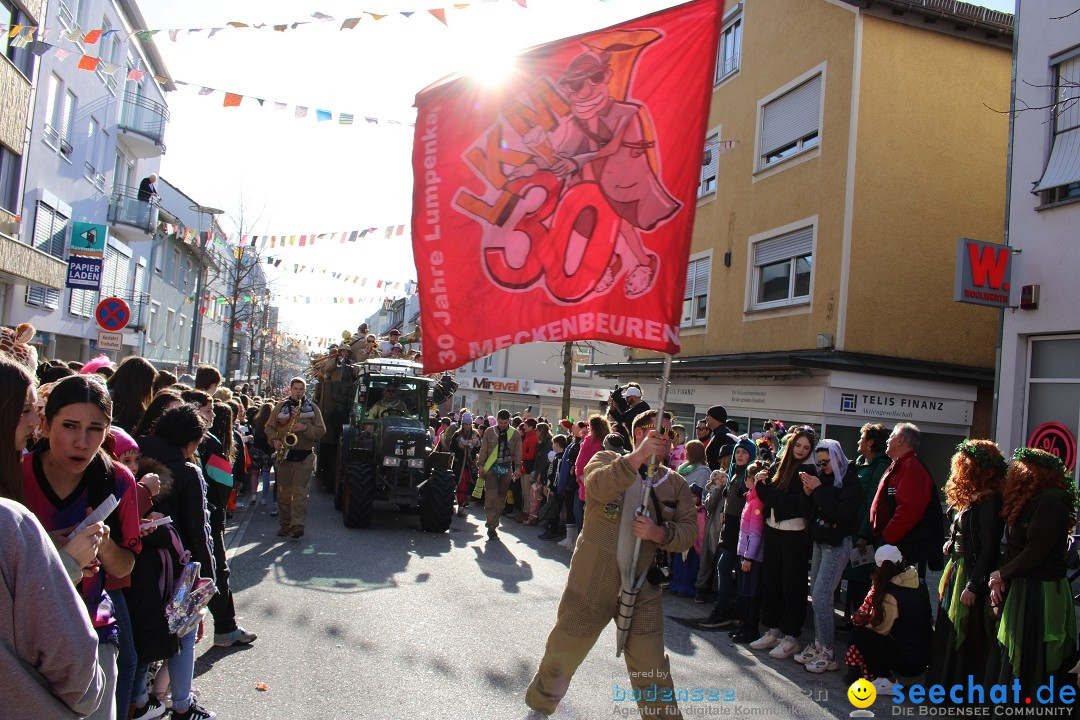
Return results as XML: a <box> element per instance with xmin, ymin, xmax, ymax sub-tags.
<box><xmin>264</xmin><ymin>377</ymin><xmax>326</xmax><ymax>539</ymax></box>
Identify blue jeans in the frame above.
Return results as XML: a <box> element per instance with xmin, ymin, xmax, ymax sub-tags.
<box><xmin>810</xmin><ymin>537</ymin><xmax>852</xmax><ymax>651</ymax></box>
<box><xmin>111</xmin><ymin>591</ymin><xmax>137</xmax><ymax>718</ymax></box>
<box><xmin>132</xmin><ymin>629</ymin><xmax>197</xmax><ymax>711</ymax></box>
<box><xmin>714</xmin><ymin>547</ymin><xmax>739</xmax><ymax>611</ymax></box>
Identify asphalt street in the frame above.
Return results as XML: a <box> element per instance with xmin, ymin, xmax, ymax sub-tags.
<box><xmin>194</xmin><ymin>488</ymin><xmax>877</xmax><ymax>719</ymax></box>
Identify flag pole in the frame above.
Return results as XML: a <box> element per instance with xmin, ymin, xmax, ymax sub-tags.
<box><xmin>616</xmin><ymin>352</ymin><xmax>673</xmax><ymax>657</ymax></box>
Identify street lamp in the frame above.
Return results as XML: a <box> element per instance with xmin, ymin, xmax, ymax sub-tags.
<box><xmin>187</xmin><ymin>204</ymin><xmax>224</xmax><ymax>372</ymax></box>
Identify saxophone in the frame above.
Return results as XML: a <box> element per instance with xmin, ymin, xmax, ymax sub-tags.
<box><xmin>275</xmin><ymin>403</ymin><xmax>301</xmax><ymax>464</ymax></box>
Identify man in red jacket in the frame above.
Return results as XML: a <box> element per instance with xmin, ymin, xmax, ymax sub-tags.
<box><xmin>869</xmin><ymin>422</ymin><xmax>933</xmax><ymax>575</ymax></box>
<box><xmin>515</xmin><ymin>418</ymin><xmax>539</xmax><ymax>522</ymax></box>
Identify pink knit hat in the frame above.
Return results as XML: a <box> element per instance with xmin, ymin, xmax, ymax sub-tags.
<box><xmin>109</xmin><ymin>426</ymin><xmax>139</xmax><ymax>458</ymax></box>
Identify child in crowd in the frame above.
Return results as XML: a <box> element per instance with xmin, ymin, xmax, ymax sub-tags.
<box><xmin>668</xmin><ymin>425</ymin><xmax>687</xmax><ymax>469</ymax></box>
<box><xmin>669</xmin><ymin>484</ymin><xmax>706</xmax><ymax>597</ymax></box>
<box><xmin>843</xmin><ymin>545</ymin><xmax>933</xmax><ymax>695</ymax></box>
<box><xmin>732</xmin><ymin>461</ymin><xmax>765</xmax><ymax>643</ymax></box>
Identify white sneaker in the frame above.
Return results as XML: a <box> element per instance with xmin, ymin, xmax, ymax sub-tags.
<box><xmin>768</xmin><ymin>635</ymin><xmax>799</xmax><ymax>659</ymax></box>
<box><xmin>805</xmin><ymin>649</ymin><xmax>839</xmax><ymax>673</ymax></box>
<box><xmin>872</xmin><ymin>677</ymin><xmax>896</xmax><ymax>696</ymax></box>
<box><xmin>793</xmin><ymin>643</ymin><xmax>820</xmax><ymax>664</ymax></box>
<box><xmin>259</xmin><ymin>498</ymin><xmax>267</xmax><ymax>506</ymax></box>
<box><xmin>748</xmin><ymin>631</ymin><xmax>782</xmax><ymax>651</ymax></box>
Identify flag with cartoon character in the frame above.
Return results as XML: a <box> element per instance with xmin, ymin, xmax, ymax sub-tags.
<box><xmin>412</xmin><ymin>0</ymin><xmax>722</xmax><ymax>373</ymax></box>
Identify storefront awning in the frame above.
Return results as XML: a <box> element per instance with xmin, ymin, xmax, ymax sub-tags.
<box><xmin>588</xmin><ymin>351</ymin><xmax>994</xmax><ymax>387</ymax></box>
<box><xmin>1033</xmin><ymin>126</ymin><xmax>1080</xmax><ymax>193</ymax></box>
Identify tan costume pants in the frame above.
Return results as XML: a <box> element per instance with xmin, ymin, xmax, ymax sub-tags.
<box><xmin>525</xmin><ymin>584</ymin><xmax>682</xmax><ymax>719</ymax></box>
<box><xmin>275</xmin><ymin>453</ymin><xmax>315</xmax><ymax>530</ymax></box>
<box><xmin>483</xmin><ymin>471</ymin><xmax>514</xmax><ymax>530</ymax></box>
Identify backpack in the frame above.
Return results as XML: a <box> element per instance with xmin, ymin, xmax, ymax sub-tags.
<box><xmin>882</xmin><ymin>458</ymin><xmax>946</xmax><ymax>572</ymax></box>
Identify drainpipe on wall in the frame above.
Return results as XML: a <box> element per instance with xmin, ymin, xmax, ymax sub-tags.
<box><xmin>990</xmin><ymin>0</ymin><xmax>1020</xmax><ymax>442</ymax></box>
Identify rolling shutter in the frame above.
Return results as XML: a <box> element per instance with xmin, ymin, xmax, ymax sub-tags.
<box><xmin>760</xmin><ymin>74</ymin><xmax>822</xmax><ymax>156</ymax></box>
<box><xmin>754</xmin><ymin>227</ymin><xmax>813</xmax><ymax>266</ymax></box>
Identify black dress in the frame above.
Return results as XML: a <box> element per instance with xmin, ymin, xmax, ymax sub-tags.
<box><xmin>988</xmin><ymin>490</ymin><xmax>1078</xmax><ymax>709</ymax></box>
<box><xmin>925</xmin><ymin>496</ymin><xmax>1002</xmax><ymax>691</ymax></box>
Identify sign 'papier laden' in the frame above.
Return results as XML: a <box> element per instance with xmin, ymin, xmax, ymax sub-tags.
<box><xmin>411</xmin><ymin>0</ymin><xmax>723</xmax><ymax>373</ymax></box>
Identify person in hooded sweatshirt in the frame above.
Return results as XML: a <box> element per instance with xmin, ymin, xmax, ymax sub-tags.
<box><xmin>700</xmin><ymin>437</ymin><xmax>757</xmax><ymax>623</ymax></box>
<box><xmin>795</xmin><ymin>439</ymin><xmax>864</xmax><ymax>674</ymax></box>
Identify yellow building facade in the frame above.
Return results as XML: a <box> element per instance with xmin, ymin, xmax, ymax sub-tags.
<box><xmin>595</xmin><ymin>0</ymin><xmax>1013</xmax><ymax>472</ymax></box>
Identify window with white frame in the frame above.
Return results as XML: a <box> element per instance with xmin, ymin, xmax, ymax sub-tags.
<box><xmin>96</xmin><ymin>18</ymin><xmax>119</xmax><ymax>94</ymax></box>
<box><xmin>751</xmin><ymin>226</ymin><xmax>813</xmax><ymax>309</ymax></box>
<box><xmin>571</xmin><ymin>345</ymin><xmax>593</xmax><ymax>377</ymax></box>
<box><xmin>57</xmin><ymin>0</ymin><xmax>82</xmax><ymax>30</ymax></box>
<box><xmin>482</xmin><ymin>353</ymin><xmax>495</xmax><ymax>373</ymax></box>
<box><xmin>26</xmin><ymin>200</ymin><xmax>68</xmax><ymax>309</ymax></box>
<box><xmin>715</xmin><ymin>13</ymin><xmax>742</xmax><ymax>84</ymax></box>
<box><xmin>698</xmin><ymin>133</ymin><xmax>718</xmax><ymax>198</ymax></box>
<box><xmin>148</xmin><ymin>301</ymin><xmax>159</xmax><ymax>343</ymax></box>
<box><xmin>178</xmin><ymin>315</ymin><xmax>185</xmax><ymax>350</ymax></box>
<box><xmin>69</xmin><ymin>286</ymin><xmax>95</xmax><ymax>317</ymax></box>
<box><xmin>1024</xmin><ymin>335</ymin><xmax>1080</xmax><ymax>475</ymax></box>
<box><xmin>84</xmin><ymin>117</ymin><xmax>104</xmax><ymax>189</ymax></box>
<box><xmin>43</xmin><ymin>74</ymin><xmax>63</xmax><ymax>149</ymax></box>
<box><xmin>165</xmin><ymin>308</ymin><xmax>174</xmax><ymax>346</ymax></box>
<box><xmin>172</xmin><ymin>248</ymin><xmax>181</xmax><ymax>287</ymax></box>
<box><xmin>1033</xmin><ymin>53</ymin><xmax>1080</xmax><ymax>204</ymax></box>
<box><xmin>759</xmin><ymin>73</ymin><xmax>822</xmax><ymax>170</ymax></box>
<box><xmin>682</xmin><ymin>255</ymin><xmax>710</xmax><ymax>327</ymax></box>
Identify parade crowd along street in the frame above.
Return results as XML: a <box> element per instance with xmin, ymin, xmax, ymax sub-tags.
<box><xmin>1</xmin><ymin>318</ymin><xmax>1077</xmax><ymax>720</ymax></box>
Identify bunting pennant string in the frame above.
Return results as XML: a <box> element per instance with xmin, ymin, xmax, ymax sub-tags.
<box><xmin>26</xmin><ymin>37</ymin><xmax>417</xmax><ymax>127</ymax></box>
<box><xmin>0</xmin><ymin>0</ymin><xmax>531</xmax><ymax>42</ymax></box>
<box><xmin>261</xmin><ymin>254</ymin><xmax>417</xmax><ymax>294</ymax></box>
<box><xmin>236</xmin><ymin>225</ymin><xmax>409</xmax><ymax>250</ymax></box>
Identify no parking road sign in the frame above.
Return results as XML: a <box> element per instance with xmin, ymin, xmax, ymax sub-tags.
<box><xmin>95</xmin><ymin>297</ymin><xmax>131</xmax><ymax>332</ymax></box>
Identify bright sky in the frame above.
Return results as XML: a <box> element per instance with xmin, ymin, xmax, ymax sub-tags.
<box><xmin>138</xmin><ymin>0</ymin><xmax>1016</xmax><ymax>343</ymax></box>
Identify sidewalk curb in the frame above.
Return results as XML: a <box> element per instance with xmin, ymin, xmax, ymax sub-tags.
<box><xmin>223</xmin><ymin>504</ymin><xmax>256</xmax><ymax>559</ymax></box>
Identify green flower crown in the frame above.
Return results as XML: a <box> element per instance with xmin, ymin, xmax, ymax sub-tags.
<box><xmin>1012</xmin><ymin>446</ymin><xmax>1067</xmax><ymax>474</ymax></box>
<box><xmin>955</xmin><ymin>440</ymin><xmax>1008</xmax><ymax>474</ymax></box>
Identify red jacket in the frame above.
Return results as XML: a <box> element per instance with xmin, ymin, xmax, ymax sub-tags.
<box><xmin>869</xmin><ymin>451</ymin><xmax>932</xmax><ymax>545</ymax></box>
<box><xmin>520</xmin><ymin>429</ymin><xmax>538</xmax><ymax>470</ymax></box>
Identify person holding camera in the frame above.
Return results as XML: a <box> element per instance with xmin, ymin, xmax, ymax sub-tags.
<box><xmin>525</xmin><ymin>410</ymin><xmax>697</xmax><ymax>719</ymax></box>
<box><xmin>607</xmin><ymin>383</ymin><xmax>650</xmax><ymax>441</ymax></box>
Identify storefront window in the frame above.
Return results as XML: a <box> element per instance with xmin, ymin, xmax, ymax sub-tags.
<box><xmin>1026</xmin><ymin>335</ymin><xmax>1080</xmax><ymax>472</ymax></box>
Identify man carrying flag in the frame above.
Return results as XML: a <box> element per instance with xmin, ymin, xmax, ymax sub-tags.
<box><xmin>525</xmin><ymin>410</ymin><xmax>697</xmax><ymax>718</ymax></box>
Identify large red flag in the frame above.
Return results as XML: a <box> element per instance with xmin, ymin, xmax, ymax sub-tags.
<box><xmin>411</xmin><ymin>0</ymin><xmax>722</xmax><ymax>373</ymax></box>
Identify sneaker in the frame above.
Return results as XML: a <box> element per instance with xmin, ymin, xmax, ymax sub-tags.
<box><xmin>269</xmin><ymin>504</ymin><xmax>278</xmax><ymax>517</ymax></box>
<box><xmin>793</xmin><ymin>643</ymin><xmax>820</xmax><ymax>665</ymax></box>
<box><xmin>768</xmin><ymin>635</ymin><xmax>799</xmax><ymax>659</ymax></box>
<box><xmin>132</xmin><ymin>697</ymin><xmax>167</xmax><ymax>720</ymax></box>
<box><xmin>259</xmin><ymin>498</ymin><xmax>267</xmax><ymax>506</ymax></box>
<box><xmin>487</xmin><ymin>528</ymin><xmax>498</xmax><ymax>540</ymax></box>
<box><xmin>872</xmin><ymin>677</ymin><xmax>896</xmax><ymax>696</ymax></box>
<box><xmin>749</xmin><ymin>631</ymin><xmax>782</xmax><ymax>651</ymax></box>
<box><xmin>170</xmin><ymin>700</ymin><xmax>216</xmax><ymax>720</ymax></box>
<box><xmin>805</xmin><ymin>649</ymin><xmax>839</xmax><ymax>673</ymax></box>
<box><xmin>213</xmin><ymin>627</ymin><xmax>257</xmax><ymax>647</ymax></box>
<box><xmin>700</xmin><ymin>608</ymin><xmax>737</xmax><ymax>629</ymax></box>
<box><xmin>457</xmin><ymin>507</ymin><xmax>468</xmax><ymax>518</ymax></box>
<box><xmin>693</xmin><ymin>590</ymin><xmax>708</xmax><ymax>604</ymax></box>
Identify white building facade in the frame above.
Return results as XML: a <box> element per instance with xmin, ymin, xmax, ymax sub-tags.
<box><xmin>995</xmin><ymin>0</ymin><xmax>1080</xmax><ymax>475</ymax></box>
<box><xmin>9</xmin><ymin>0</ymin><xmax>172</xmax><ymax>361</ymax></box>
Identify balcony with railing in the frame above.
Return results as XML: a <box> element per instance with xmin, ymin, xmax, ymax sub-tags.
<box><xmin>108</xmin><ymin>184</ymin><xmax>158</xmax><ymax>235</ymax></box>
<box><xmin>0</xmin><ymin>206</ymin><xmax>66</xmax><ymax>288</ymax></box>
<box><xmin>117</xmin><ymin>92</ymin><xmax>169</xmax><ymax>157</ymax></box>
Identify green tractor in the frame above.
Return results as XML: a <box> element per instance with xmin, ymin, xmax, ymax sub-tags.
<box><xmin>335</xmin><ymin>359</ymin><xmax>458</xmax><ymax>532</ymax></box>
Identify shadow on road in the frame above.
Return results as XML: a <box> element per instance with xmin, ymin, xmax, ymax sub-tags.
<box><xmin>472</xmin><ymin>540</ymin><xmax>534</xmax><ymax>593</ymax></box>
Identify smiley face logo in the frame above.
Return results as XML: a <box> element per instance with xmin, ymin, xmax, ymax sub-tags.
<box><xmin>848</xmin><ymin>678</ymin><xmax>876</xmax><ymax>708</ymax></box>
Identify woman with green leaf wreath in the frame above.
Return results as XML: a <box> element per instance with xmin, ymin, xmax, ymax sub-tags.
<box><xmin>925</xmin><ymin>440</ymin><xmax>1005</xmax><ymax>692</ymax></box>
<box><xmin>986</xmin><ymin>448</ymin><xmax>1078</xmax><ymax>703</ymax></box>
